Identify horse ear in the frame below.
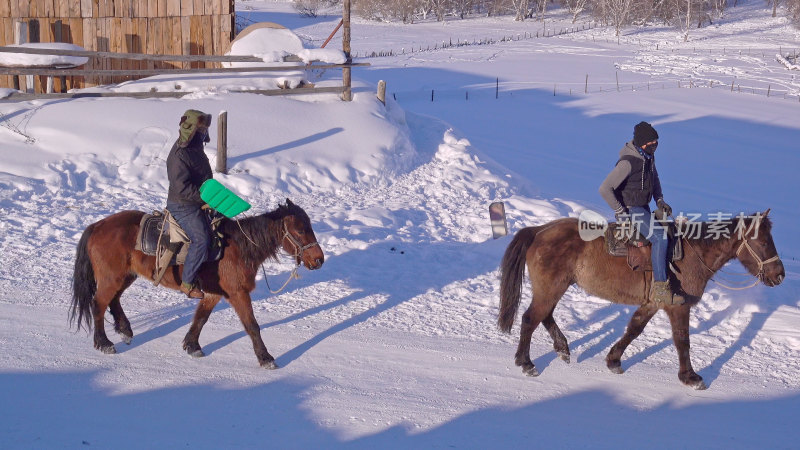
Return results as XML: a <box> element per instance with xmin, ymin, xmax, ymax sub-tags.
<box><xmin>763</xmin><ymin>208</ymin><xmax>771</xmax><ymax>218</ymax></box>
<box><xmin>285</xmin><ymin>198</ymin><xmax>294</xmax><ymax>208</ymax></box>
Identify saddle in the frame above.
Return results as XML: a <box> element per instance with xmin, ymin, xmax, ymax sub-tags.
<box><xmin>605</xmin><ymin>221</ymin><xmax>683</xmax><ymax>272</ymax></box>
<box><xmin>134</xmin><ymin>210</ymin><xmax>225</xmax><ymax>285</ymax></box>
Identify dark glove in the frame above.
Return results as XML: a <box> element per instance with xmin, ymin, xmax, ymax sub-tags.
<box><xmin>656</xmin><ymin>199</ymin><xmax>672</xmax><ymax>217</ymax></box>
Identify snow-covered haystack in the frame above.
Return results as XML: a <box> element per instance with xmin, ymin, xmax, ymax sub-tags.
<box><xmin>223</xmin><ymin>22</ymin><xmax>346</xmax><ymax>89</ymax></box>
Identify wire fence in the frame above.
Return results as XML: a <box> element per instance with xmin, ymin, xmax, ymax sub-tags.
<box><xmin>352</xmin><ymin>22</ymin><xmax>599</xmax><ymax>59</ymax></box>
<box><xmin>390</xmin><ymin>75</ymin><xmax>800</xmax><ymax>104</ymax></box>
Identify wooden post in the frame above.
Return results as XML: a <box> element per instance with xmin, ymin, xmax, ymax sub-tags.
<box><xmin>377</xmin><ymin>80</ymin><xmax>386</xmax><ymax>105</ymax></box>
<box><xmin>54</xmin><ymin>20</ymin><xmax>67</xmax><ymax>93</ymax></box>
<box><xmin>27</xmin><ymin>20</ymin><xmax>39</xmax><ymax>93</ymax></box>
<box><xmin>585</xmin><ymin>74</ymin><xmax>588</xmax><ymax>94</ymax></box>
<box><xmin>13</xmin><ymin>21</ymin><xmax>27</xmax><ymax>92</ymax></box>
<box><xmin>216</xmin><ymin>110</ymin><xmax>228</xmax><ymax>174</ymax></box>
<box><xmin>321</xmin><ymin>19</ymin><xmax>343</xmax><ymax>49</ymax></box>
<box><xmin>341</xmin><ymin>0</ymin><xmax>352</xmax><ymax>101</ymax></box>
<box><xmin>616</xmin><ymin>71</ymin><xmax>619</xmax><ymax>92</ymax></box>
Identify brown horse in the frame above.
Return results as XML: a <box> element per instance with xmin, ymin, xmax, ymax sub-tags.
<box><xmin>498</xmin><ymin>210</ymin><xmax>784</xmax><ymax>389</ymax></box>
<box><xmin>70</xmin><ymin>199</ymin><xmax>324</xmax><ymax>369</ymax></box>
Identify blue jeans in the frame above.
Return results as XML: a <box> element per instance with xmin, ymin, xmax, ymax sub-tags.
<box><xmin>628</xmin><ymin>205</ymin><xmax>669</xmax><ymax>282</ymax></box>
<box><xmin>166</xmin><ymin>202</ymin><xmax>211</xmax><ymax>286</ymax></box>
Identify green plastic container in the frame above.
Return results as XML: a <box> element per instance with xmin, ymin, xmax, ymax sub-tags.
<box><xmin>199</xmin><ymin>179</ymin><xmax>251</xmax><ymax>218</ymax></box>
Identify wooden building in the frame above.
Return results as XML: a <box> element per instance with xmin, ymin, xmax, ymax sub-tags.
<box><xmin>0</xmin><ymin>0</ymin><xmax>235</xmax><ymax>90</ymax></box>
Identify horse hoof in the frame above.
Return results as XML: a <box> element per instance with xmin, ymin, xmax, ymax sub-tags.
<box><xmin>189</xmin><ymin>349</ymin><xmax>205</xmax><ymax>358</ymax></box>
<box><xmin>607</xmin><ymin>363</ymin><xmax>624</xmax><ymax>374</ymax></box>
<box><xmin>558</xmin><ymin>352</ymin><xmax>571</xmax><ymax>364</ymax></box>
<box><xmin>522</xmin><ymin>364</ymin><xmax>539</xmax><ymax>377</ymax></box>
<box><xmin>121</xmin><ymin>335</ymin><xmax>132</xmax><ymax>345</ymax></box>
<box><xmin>260</xmin><ymin>360</ymin><xmax>279</xmax><ymax>370</ymax></box>
<box><xmin>101</xmin><ymin>345</ymin><xmax>117</xmax><ymax>354</ymax></box>
<box><xmin>686</xmin><ymin>379</ymin><xmax>707</xmax><ymax>390</ymax></box>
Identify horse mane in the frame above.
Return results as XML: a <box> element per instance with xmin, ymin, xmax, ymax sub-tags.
<box><xmin>686</xmin><ymin>214</ymin><xmax>772</xmax><ymax>250</ymax></box>
<box><xmin>221</xmin><ymin>202</ymin><xmax>305</xmax><ymax>270</ymax></box>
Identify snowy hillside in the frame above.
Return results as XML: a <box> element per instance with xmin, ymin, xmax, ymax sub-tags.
<box><xmin>1</xmin><ymin>1</ymin><xmax>799</xmax><ymax>448</ymax></box>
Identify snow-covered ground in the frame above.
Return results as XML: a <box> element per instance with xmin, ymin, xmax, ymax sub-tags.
<box><xmin>1</xmin><ymin>1</ymin><xmax>799</xmax><ymax>447</ymax></box>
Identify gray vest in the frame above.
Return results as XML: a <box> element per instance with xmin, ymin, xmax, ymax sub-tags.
<box><xmin>616</xmin><ymin>155</ymin><xmax>653</xmax><ymax>207</ymax></box>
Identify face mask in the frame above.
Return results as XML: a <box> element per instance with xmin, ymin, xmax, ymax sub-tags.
<box><xmin>642</xmin><ymin>142</ymin><xmax>657</xmax><ymax>156</ymax></box>
<box><xmin>196</xmin><ymin>128</ymin><xmax>209</xmax><ymax>144</ymax></box>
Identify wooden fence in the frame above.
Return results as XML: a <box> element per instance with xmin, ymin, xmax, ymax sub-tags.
<box><xmin>0</xmin><ymin>45</ymin><xmax>368</xmax><ymax>101</ymax></box>
<box><xmin>0</xmin><ymin>0</ymin><xmax>235</xmax><ymax>91</ymax></box>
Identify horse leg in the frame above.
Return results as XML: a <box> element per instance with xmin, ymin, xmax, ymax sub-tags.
<box><xmin>228</xmin><ymin>292</ymin><xmax>278</xmax><ymax>369</ymax></box>
<box><xmin>666</xmin><ymin>304</ymin><xmax>706</xmax><ymax>390</ymax></box>
<box><xmin>182</xmin><ymin>294</ymin><xmax>222</xmax><ymax>358</ymax></box>
<box><xmin>542</xmin><ymin>312</ymin><xmax>570</xmax><ymax>363</ymax></box>
<box><xmin>108</xmin><ymin>275</ymin><xmax>136</xmax><ymax>345</ymax></box>
<box><xmin>92</xmin><ymin>285</ymin><xmax>118</xmax><ymax>354</ymax></box>
<box><xmin>515</xmin><ymin>285</ymin><xmax>565</xmax><ymax>377</ymax></box>
<box><xmin>606</xmin><ymin>304</ymin><xmax>658</xmax><ymax>374</ymax></box>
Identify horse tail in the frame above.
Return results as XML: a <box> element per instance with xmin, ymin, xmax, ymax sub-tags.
<box><xmin>498</xmin><ymin>226</ymin><xmax>539</xmax><ymax>333</ymax></box>
<box><xmin>70</xmin><ymin>223</ymin><xmax>96</xmax><ymax>331</ymax></box>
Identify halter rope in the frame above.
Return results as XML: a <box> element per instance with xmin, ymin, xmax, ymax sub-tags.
<box><xmin>237</xmin><ymin>216</ymin><xmax>320</xmax><ymax>295</ymax></box>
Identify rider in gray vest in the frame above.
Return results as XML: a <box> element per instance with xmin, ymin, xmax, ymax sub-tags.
<box><xmin>599</xmin><ymin>121</ymin><xmax>684</xmax><ymax>305</ymax></box>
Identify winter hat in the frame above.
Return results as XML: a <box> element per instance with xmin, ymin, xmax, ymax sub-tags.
<box><xmin>633</xmin><ymin>121</ymin><xmax>658</xmax><ymax>147</ymax></box>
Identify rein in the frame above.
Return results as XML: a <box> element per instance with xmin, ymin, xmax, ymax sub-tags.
<box><xmin>237</xmin><ymin>215</ymin><xmax>320</xmax><ymax>295</ymax></box>
<box><xmin>684</xmin><ymin>231</ymin><xmax>781</xmax><ymax>291</ymax></box>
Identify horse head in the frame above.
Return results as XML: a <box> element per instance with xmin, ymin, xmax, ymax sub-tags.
<box><xmin>735</xmin><ymin>209</ymin><xmax>785</xmax><ymax>287</ymax></box>
<box><xmin>279</xmin><ymin>199</ymin><xmax>324</xmax><ymax>270</ymax></box>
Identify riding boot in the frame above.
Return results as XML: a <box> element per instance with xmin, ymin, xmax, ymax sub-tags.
<box><xmin>180</xmin><ymin>281</ymin><xmax>205</xmax><ymax>299</ymax></box>
<box><xmin>650</xmin><ymin>281</ymin><xmax>685</xmax><ymax>305</ymax></box>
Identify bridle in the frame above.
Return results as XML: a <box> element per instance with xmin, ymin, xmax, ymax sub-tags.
<box><xmin>238</xmin><ymin>214</ymin><xmax>321</xmax><ymax>295</ymax></box>
<box><xmin>281</xmin><ymin>219</ymin><xmax>321</xmax><ymax>261</ymax></box>
<box><xmin>734</xmin><ymin>237</ymin><xmax>781</xmax><ymax>282</ymax></box>
<box><xmin>261</xmin><ymin>218</ymin><xmax>321</xmax><ymax>295</ymax></box>
<box><xmin>685</xmin><ymin>217</ymin><xmax>781</xmax><ymax>290</ymax></box>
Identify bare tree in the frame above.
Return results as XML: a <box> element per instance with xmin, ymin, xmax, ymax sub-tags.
<box><xmin>789</xmin><ymin>0</ymin><xmax>800</xmax><ymax>25</ymax></box>
<box><xmin>665</xmin><ymin>0</ymin><xmax>708</xmax><ymax>40</ymax></box>
<box><xmin>511</xmin><ymin>0</ymin><xmax>531</xmax><ymax>20</ymax></box>
<box><xmin>768</xmin><ymin>0</ymin><xmax>782</xmax><ymax>17</ymax></box>
<box><xmin>452</xmin><ymin>0</ymin><xmax>476</xmax><ymax>18</ymax></box>
<box><xmin>561</xmin><ymin>0</ymin><xmax>592</xmax><ymax>22</ymax></box>
<box><xmin>427</xmin><ymin>0</ymin><xmax>451</xmax><ymax>20</ymax></box>
<box><xmin>596</xmin><ymin>0</ymin><xmax>636</xmax><ymax>36</ymax></box>
<box><xmin>293</xmin><ymin>0</ymin><xmax>328</xmax><ymax>17</ymax></box>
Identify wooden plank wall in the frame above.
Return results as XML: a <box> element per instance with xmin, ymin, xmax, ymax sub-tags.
<box><xmin>0</xmin><ymin>0</ymin><xmax>235</xmax><ymax>90</ymax></box>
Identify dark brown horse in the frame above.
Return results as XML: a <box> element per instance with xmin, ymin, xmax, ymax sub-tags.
<box><xmin>498</xmin><ymin>210</ymin><xmax>784</xmax><ymax>389</ymax></box>
<box><xmin>70</xmin><ymin>199</ymin><xmax>324</xmax><ymax>368</ymax></box>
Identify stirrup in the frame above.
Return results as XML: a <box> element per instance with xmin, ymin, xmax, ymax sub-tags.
<box><xmin>180</xmin><ymin>282</ymin><xmax>204</xmax><ymax>299</ymax></box>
